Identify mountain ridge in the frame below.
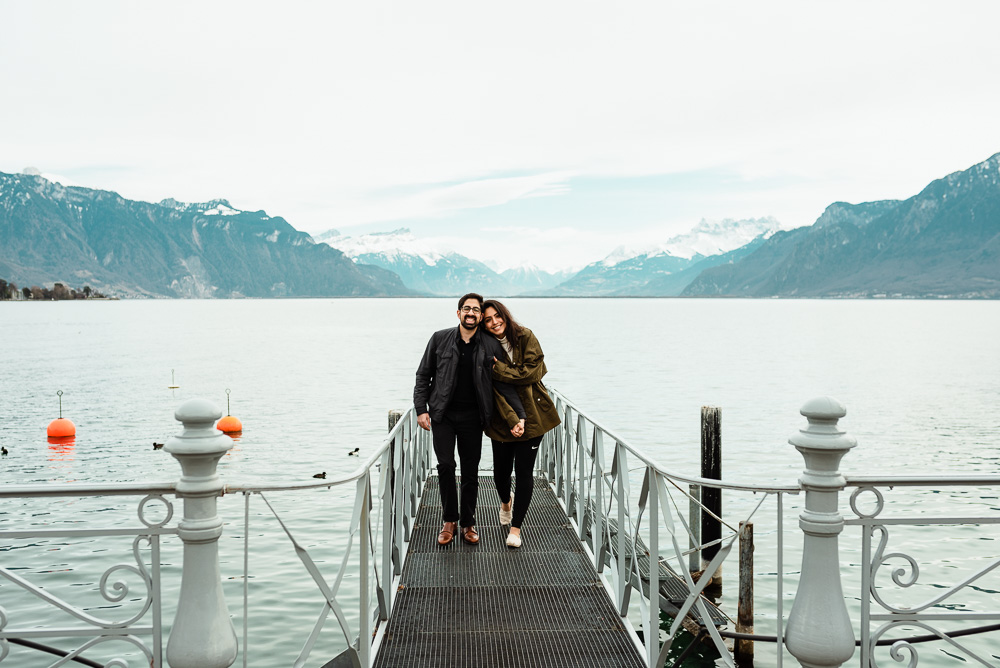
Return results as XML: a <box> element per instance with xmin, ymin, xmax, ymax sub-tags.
<box><xmin>682</xmin><ymin>153</ymin><xmax>1000</xmax><ymax>298</ymax></box>
<box><xmin>0</xmin><ymin>171</ymin><xmax>412</xmax><ymax>298</ymax></box>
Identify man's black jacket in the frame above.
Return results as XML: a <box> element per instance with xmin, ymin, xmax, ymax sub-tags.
<box><xmin>414</xmin><ymin>326</ymin><xmax>525</xmax><ymax>427</ymax></box>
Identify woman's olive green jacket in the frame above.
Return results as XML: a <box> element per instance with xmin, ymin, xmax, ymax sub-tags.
<box><xmin>485</xmin><ymin>327</ymin><xmax>561</xmax><ymax>442</ymax></box>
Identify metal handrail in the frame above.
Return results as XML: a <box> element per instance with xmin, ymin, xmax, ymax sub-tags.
<box><xmin>542</xmin><ymin>388</ymin><xmax>1000</xmax><ymax>668</ymax></box>
<box><xmin>0</xmin><ymin>404</ymin><xmax>430</xmax><ymax>668</ymax></box>
<box><xmin>846</xmin><ymin>475</ymin><xmax>1000</xmax><ymax>487</ymax></box>
<box><xmin>5</xmin><ymin>393</ymin><xmax>999</xmax><ymax>668</ymax></box>
<box><xmin>550</xmin><ymin>390</ymin><xmax>799</xmax><ymax>494</ymax></box>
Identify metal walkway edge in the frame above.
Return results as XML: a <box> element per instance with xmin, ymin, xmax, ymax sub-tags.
<box><xmin>372</xmin><ymin>475</ymin><xmax>647</xmax><ymax>668</ymax></box>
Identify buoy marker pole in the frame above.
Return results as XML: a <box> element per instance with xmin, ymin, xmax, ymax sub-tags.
<box><xmin>217</xmin><ymin>389</ymin><xmax>242</xmax><ymax>434</ymax></box>
<box><xmin>48</xmin><ymin>390</ymin><xmax>76</xmax><ymax>438</ymax></box>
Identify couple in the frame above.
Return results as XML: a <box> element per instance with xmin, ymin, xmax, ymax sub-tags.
<box><xmin>413</xmin><ymin>293</ymin><xmax>560</xmax><ymax>549</ymax></box>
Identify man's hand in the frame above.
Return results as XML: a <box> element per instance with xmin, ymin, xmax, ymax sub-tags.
<box><xmin>511</xmin><ymin>419</ymin><xmax>525</xmax><ymax>438</ymax></box>
<box><xmin>417</xmin><ymin>413</ymin><xmax>432</xmax><ymax>431</ymax></box>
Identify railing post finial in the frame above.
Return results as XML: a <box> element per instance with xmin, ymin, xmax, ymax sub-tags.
<box><xmin>786</xmin><ymin>396</ymin><xmax>856</xmax><ymax>668</ymax></box>
<box><xmin>164</xmin><ymin>398</ymin><xmax>238</xmax><ymax>668</ymax></box>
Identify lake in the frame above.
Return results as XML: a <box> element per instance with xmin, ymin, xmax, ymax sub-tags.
<box><xmin>1</xmin><ymin>298</ymin><xmax>998</xmax><ymax>666</ymax></box>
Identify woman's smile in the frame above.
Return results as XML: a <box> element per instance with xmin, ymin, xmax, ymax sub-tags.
<box><xmin>483</xmin><ymin>308</ymin><xmax>506</xmax><ymax>337</ymax></box>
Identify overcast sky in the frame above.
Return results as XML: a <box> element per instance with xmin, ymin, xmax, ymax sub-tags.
<box><xmin>3</xmin><ymin>1</ymin><xmax>999</xmax><ymax>271</ymax></box>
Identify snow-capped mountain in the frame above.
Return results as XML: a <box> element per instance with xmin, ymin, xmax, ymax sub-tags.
<box><xmin>603</xmin><ymin>217</ymin><xmax>781</xmax><ymax>266</ymax></box>
<box><xmin>500</xmin><ymin>263</ymin><xmax>573</xmax><ymax>294</ymax></box>
<box><xmin>550</xmin><ymin>217</ymin><xmax>782</xmax><ymax>296</ymax></box>
<box><xmin>320</xmin><ymin>228</ymin><xmax>513</xmax><ymax>296</ymax></box>
<box><xmin>159</xmin><ymin>197</ymin><xmax>245</xmax><ymax>217</ymax></box>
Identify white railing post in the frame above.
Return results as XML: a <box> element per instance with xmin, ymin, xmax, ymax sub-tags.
<box><xmin>786</xmin><ymin>396</ymin><xmax>857</xmax><ymax>667</ymax></box>
<box><xmin>164</xmin><ymin>398</ymin><xmax>238</xmax><ymax>668</ymax></box>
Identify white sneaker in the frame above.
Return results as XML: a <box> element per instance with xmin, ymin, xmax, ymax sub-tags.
<box><xmin>499</xmin><ymin>494</ymin><xmax>513</xmax><ymax>525</ymax></box>
<box><xmin>506</xmin><ymin>531</ymin><xmax>522</xmax><ymax>548</ymax></box>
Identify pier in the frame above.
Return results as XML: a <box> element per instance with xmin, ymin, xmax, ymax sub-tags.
<box><xmin>371</xmin><ymin>475</ymin><xmax>646</xmax><ymax>668</ymax></box>
<box><xmin>2</xmin><ymin>392</ymin><xmax>999</xmax><ymax>667</ymax></box>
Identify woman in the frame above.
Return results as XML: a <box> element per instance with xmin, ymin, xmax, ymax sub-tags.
<box><xmin>482</xmin><ymin>299</ymin><xmax>561</xmax><ymax>548</ymax></box>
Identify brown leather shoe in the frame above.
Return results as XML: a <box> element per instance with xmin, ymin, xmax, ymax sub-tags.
<box><xmin>461</xmin><ymin>525</ymin><xmax>480</xmax><ymax>545</ymax></box>
<box><xmin>438</xmin><ymin>522</ymin><xmax>457</xmax><ymax>546</ymax></box>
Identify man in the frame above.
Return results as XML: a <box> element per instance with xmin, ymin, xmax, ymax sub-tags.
<box><xmin>414</xmin><ymin>293</ymin><xmax>526</xmax><ymax>546</ymax></box>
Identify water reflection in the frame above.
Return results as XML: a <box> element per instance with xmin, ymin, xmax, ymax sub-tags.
<box><xmin>47</xmin><ymin>435</ymin><xmax>76</xmax><ymax>461</ymax></box>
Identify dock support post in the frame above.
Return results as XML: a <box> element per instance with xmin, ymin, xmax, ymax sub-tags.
<box><xmin>700</xmin><ymin>406</ymin><xmax>722</xmax><ymax>584</ymax></box>
<box><xmin>786</xmin><ymin>397</ymin><xmax>857</xmax><ymax>668</ymax></box>
<box><xmin>736</xmin><ymin>521</ymin><xmax>754</xmax><ymax>666</ymax></box>
<box><xmin>164</xmin><ymin>398</ymin><xmax>238</xmax><ymax>668</ymax></box>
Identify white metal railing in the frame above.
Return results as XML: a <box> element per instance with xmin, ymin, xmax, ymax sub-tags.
<box><xmin>540</xmin><ymin>388</ymin><xmax>1000</xmax><ymax>668</ymax></box>
<box><xmin>0</xmin><ymin>484</ymin><xmax>176</xmax><ymax>668</ymax></box>
<box><xmin>3</xmin><ymin>392</ymin><xmax>999</xmax><ymax>668</ymax></box>
<box><xmin>0</xmin><ymin>399</ymin><xmax>431</xmax><ymax>668</ymax></box>
<box><xmin>540</xmin><ymin>388</ymin><xmax>798</xmax><ymax>667</ymax></box>
<box><xmin>844</xmin><ymin>477</ymin><xmax>1000</xmax><ymax>667</ymax></box>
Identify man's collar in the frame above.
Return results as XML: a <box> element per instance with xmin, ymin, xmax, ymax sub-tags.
<box><xmin>456</xmin><ymin>324</ymin><xmax>479</xmax><ymax>344</ymax></box>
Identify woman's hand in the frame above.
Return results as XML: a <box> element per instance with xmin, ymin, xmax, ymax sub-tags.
<box><xmin>511</xmin><ymin>419</ymin><xmax>525</xmax><ymax>438</ymax></box>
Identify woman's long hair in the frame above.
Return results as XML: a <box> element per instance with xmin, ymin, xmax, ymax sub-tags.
<box><xmin>482</xmin><ymin>299</ymin><xmax>522</xmax><ymax>347</ymax></box>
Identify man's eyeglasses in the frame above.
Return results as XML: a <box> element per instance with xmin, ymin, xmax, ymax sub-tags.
<box><xmin>460</xmin><ymin>306</ymin><xmax>482</xmax><ymax>314</ymax></box>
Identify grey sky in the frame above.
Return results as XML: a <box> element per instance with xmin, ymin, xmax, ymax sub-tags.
<box><xmin>2</xmin><ymin>1</ymin><xmax>999</xmax><ymax>270</ymax></box>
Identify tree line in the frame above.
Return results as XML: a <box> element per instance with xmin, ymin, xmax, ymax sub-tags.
<box><xmin>0</xmin><ymin>279</ymin><xmax>107</xmax><ymax>301</ymax></box>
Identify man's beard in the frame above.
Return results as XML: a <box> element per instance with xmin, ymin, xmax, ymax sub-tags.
<box><xmin>461</xmin><ymin>316</ymin><xmax>478</xmax><ymax>330</ymax></box>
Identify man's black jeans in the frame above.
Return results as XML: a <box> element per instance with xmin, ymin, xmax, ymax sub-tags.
<box><xmin>432</xmin><ymin>409</ymin><xmax>483</xmax><ymax>527</ymax></box>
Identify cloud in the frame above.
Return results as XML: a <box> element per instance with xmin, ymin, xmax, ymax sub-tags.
<box><xmin>2</xmin><ymin>1</ymin><xmax>999</xmax><ymax>256</ymax></box>
<box><xmin>304</xmin><ymin>172</ymin><xmax>574</xmax><ymax>232</ymax></box>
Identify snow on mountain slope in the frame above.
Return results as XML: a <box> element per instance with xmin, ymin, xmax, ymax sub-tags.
<box><xmin>603</xmin><ymin>217</ymin><xmax>781</xmax><ymax>267</ymax></box>
<box><xmin>320</xmin><ymin>228</ymin><xmax>446</xmax><ymax>266</ymax></box>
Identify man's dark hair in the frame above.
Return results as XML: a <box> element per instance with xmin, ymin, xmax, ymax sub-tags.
<box><xmin>458</xmin><ymin>292</ymin><xmax>484</xmax><ymax>310</ymax></box>
<box><xmin>482</xmin><ymin>299</ymin><xmax>522</xmax><ymax>346</ymax></box>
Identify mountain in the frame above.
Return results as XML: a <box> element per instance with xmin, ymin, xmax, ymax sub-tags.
<box><xmin>0</xmin><ymin>171</ymin><xmax>411</xmax><ymax>298</ymax></box>
<box><xmin>321</xmin><ymin>228</ymin><xmax>516</xmax><ymax>296</ymax></box>
<box><xmin>683</xmin><ymin>154</ymin><xmax>1000</xmax><ymax>298</ymax></box>
<box><xmin>629</xmin><ymin>236</ymin><xmax>772</xmax><ymax>296</ymax></box>
<box><xmin>500</xmin><ymin>263</ymin><xmax>572</xmax><ymax>294</ymax></box>
<box><xmin>549</xmin><ymin>217</ymin><xmax>781</xmax><ymax>296</ymax></box>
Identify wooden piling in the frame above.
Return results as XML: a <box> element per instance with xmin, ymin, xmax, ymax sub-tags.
<box><xmin>700</xmin><ymin>406</ymin><xmax>722</xmax><ymax>582</ymax></box>
<box><xmin>388</xmin><ymin>410</ymin><xmax>403</xmax><ymax>504</ymax></box>
<box><xmin>736</xmin><ymin>521</ymin><xmax>754</xmax><ymax>666</ymax></box>
<box><xmin>388</xmin><ymin>410</ymin><xmax>402</xmax><ymax>432</ymax></box>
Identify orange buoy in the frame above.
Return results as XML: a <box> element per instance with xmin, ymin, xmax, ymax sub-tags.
<box><xmin>47</xmin><ymin>417</ymin><xmax>76</xmax><ymax>438</ymax></box>
<box><xmin>217</xmin><ymin>388</ymin><xmax>242</xmax><ymax>433</ymax></box>
<box><xmin>47</xmin><ymin>390</ymin><xmax>76</xmax><ymax>437</ymax></box>
<box><xmin>217</xmin><ymin>415</ymin><xmax>243</xmax><ymax>433</ymax></box>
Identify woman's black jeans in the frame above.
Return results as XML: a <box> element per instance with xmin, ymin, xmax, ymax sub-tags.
<box><xmin>491</xmin><ymin>435</ymin><xmax>542</xmax><ymax>528</ymax></box>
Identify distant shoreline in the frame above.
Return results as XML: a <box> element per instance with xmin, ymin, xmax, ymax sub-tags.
<box><xmin>3</xmin><ymin>294</ymin><xmax>995</xmax><ymax>301</ymax></box>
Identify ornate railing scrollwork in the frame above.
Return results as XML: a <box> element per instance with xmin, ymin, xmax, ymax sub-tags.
<box><xmin>46</xmin><ymin>635</ymin><xmax>154</xmax><ymax>668</ymax></box>
<box><xmin>0</xmin><ymin>492</ymin><xmax>175</xmax><ymax>666</ymax></box>
<box><xmin>137</xmin><ymin>493</ymin><xmax>173</xmax><ymax>528</ymax></box>
<box><xmin>849</xmin><ymin>480</ymin><xmax>1000</xmax><ymax>668</ymax></box>
<box><xmin>850</xmin><ymin>486</ymin><xmax>885</xmax><ymax>520</ymax></box>
<box><xmin>870</xmin><ymin>620</ymin><xmax>999</xmax><ymax>667</ymax></box>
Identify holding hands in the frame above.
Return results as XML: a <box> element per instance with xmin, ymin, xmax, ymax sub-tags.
<box><xmin>511</xmin><ymin>419</ymin><xmax>525</xmax><ymax>438</ymax></box>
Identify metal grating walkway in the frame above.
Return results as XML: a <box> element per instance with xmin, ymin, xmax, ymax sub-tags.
<box><xmin>373</xmin><ymin>475</ymin><xmax>647</xmax><ymax>668</ymax></box>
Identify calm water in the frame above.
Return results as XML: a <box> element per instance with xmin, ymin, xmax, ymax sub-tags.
<box><xmin>1</xmin><ymin>299</ymin><xmax>998</xmax><ymax>666</ymax></box>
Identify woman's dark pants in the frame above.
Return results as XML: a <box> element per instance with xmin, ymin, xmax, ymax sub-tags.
<box><xmin>491</xmin><ymin>435</ymin><xmax>543</xmax><ymax>528</ymax></box>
